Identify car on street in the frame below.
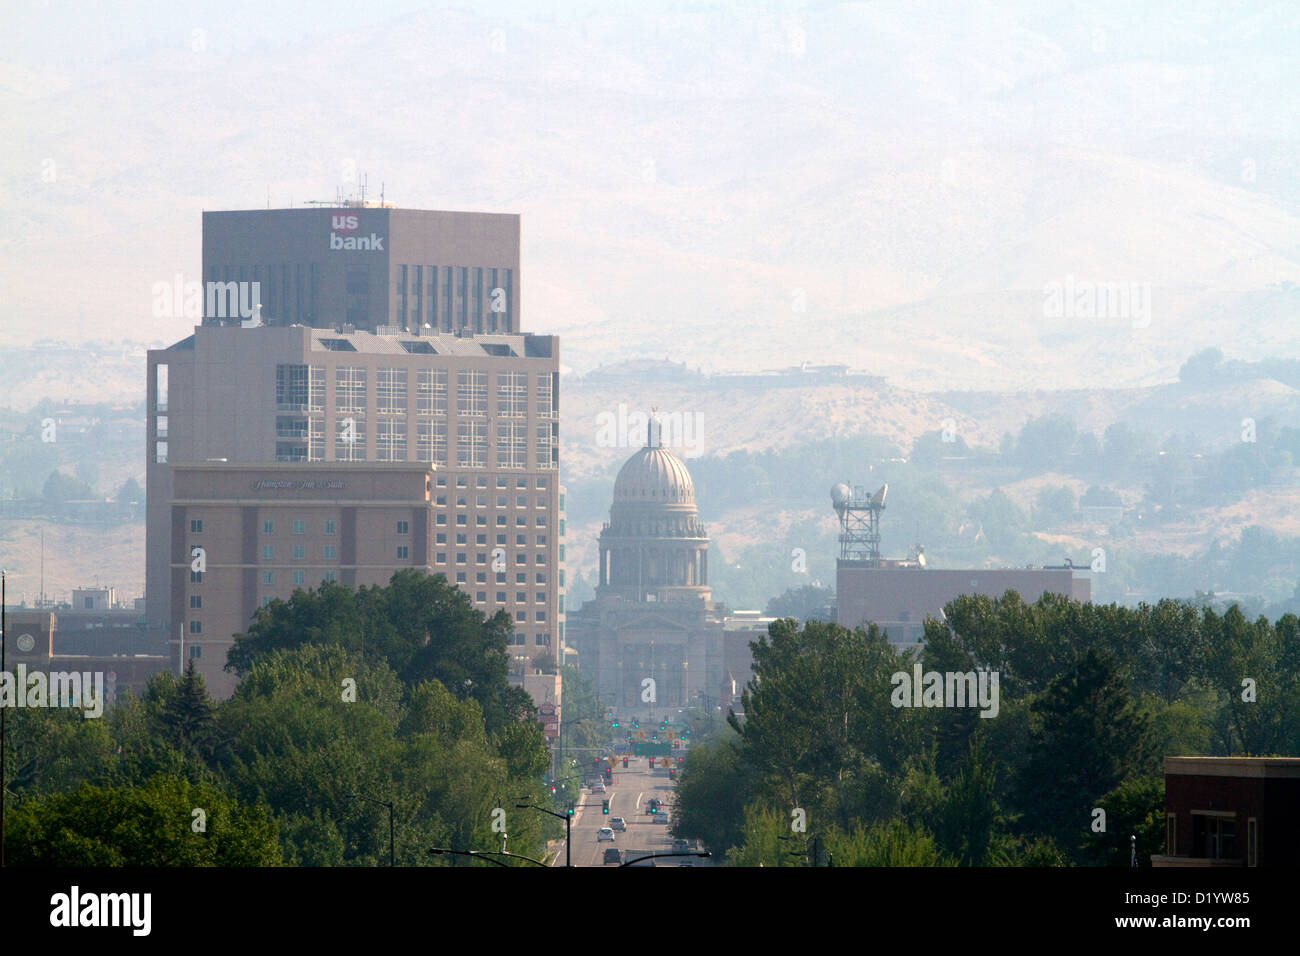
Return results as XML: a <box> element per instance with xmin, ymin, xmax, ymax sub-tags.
<box><xmin>592</xmin><ymin>780</ymin><xmax>606</xmax><ymax>793</ymax></box>
<box><xmin>673</xmin><ymin>839</ymin><xmax>690</xmax><ymax>854</ymax></box>
<box><xmin>610</xmin><ymin>816</ymin><xmax>627</xmax><ymax>831</ymax></box>
<box><xmin>603</xmin><ymin>848</ymin><xmax>622</xmax><ymax>865</ymax></box>
<box><xmin>597</xmin><ymin>827</ymin><xmax>615</xmax><ymax>842</ymax></box>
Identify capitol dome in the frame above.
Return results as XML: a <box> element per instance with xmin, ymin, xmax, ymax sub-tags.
<box><xmin>613</xmin><ymin>445</ymin><xmax>695</xmax><ymax>504</ymax></box>
<box><xmin>597</xmin><ymin>411</ymin><xmax>710</xmax><ymax>601</ymax></box>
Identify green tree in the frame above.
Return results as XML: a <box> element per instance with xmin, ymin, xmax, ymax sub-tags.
<box><xmin>1032</xmin><ymin>485</ymin><xmax>1077</xmax><ymax>528</ymax></box>
<box><xmin>41</xmin><ymin>470</ymin><xmax>94</xmax><ymax>503</ymax></box>
<box><xmin>5</xmin><ymin>777</ymin><xmax>281</xmax><ymax>866</ymax></box>
<box><xmin>1017</xmin><ymin>649</ymin><xmax>1150</xmax><ymax>856</ymax></box>
<box><xmin>764</xmin><ymin>584</ymin><xmax>835</xmax><ymax>621</ymax></box>
<box><xmin>161</xmin><ymin>660</ymin><xmax>217</xmax><ymax>761</ymax></box>
<box><xmin>823</xmin><ymin>819</ymin><xmax>954</xmax><ymax>867</ymax></box>
<box><xmin>117</xmin><ymin>476</ymin><xmax>144</xmax><ymax>503</ymax></box>
<box><xmin>1081</xmin><ymin>777</ymin><xmax>1165</xmax><ymax>867</ymax></box>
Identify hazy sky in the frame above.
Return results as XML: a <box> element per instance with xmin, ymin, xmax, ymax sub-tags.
<box><xmin>4</xmin><ymin>1</ymin><xmax>1297</xmax><ymax>390</ymax></box>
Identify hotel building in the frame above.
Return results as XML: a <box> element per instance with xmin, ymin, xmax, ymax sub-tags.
<box><xmin>146</xmin><ymin>207</ymin><xmax>562</xmax><ymax>699</ymax></box>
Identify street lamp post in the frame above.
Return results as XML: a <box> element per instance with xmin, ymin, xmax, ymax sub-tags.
<box><xmin>345</xmin><ymin>792</ymin><xmax>395</xmax><ymax>867</ymax></box>
<box><xmin>516</xmin><ymin>798</ymin><xmax>574</xmax><ymax>867</ymax></box>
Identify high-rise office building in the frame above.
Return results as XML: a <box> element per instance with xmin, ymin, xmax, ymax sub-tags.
<box><xmin>147</xmin><ymin>207</ymin><xmax>561</xmax><ymax>698</ymax></box>
<box><xmin>202</xmin><ymin>205</ymin><xmax>520</xmax><ymax>334</ymax></box>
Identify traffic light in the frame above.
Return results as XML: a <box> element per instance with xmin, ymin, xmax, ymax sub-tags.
<box><xmin>668</xmin><ymin>768</ymin><xmax>675</xmax><ymax>779</ymax></box>
<box><xmin>623</xmin><ymin>757</ymin><xmax>628</xmax><ymax>767</ymax></box>
<box><xmin>602</xmin><ymin>799</ymin><xmax>609</xmax><ymax>814</ymax></box>
<box><xmin>677</xmin><ymin>756</ymin><xmax>684</xmax><ymax>764</ymax></box>
<box><xmin>567</xmin><ymin>804</ymin><xmax>574</xmax><ymax>817</ymax></box>
<box><xmin>612</xmin><ymin>719</ymin><xmax>619</xmax><ymax>728</ymax></box>
<box><xmin>648</xmin><ymin>757</ymin><xmax>654</xmax><ymax>768</ymax></box>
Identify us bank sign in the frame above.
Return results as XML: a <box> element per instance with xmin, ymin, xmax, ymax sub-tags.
<box><xmin>329</xmin><ymin>214</ymin><xmax>385</xmax><ymax>251</ymax></box>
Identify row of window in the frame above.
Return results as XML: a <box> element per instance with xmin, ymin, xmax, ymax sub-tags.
<box><xmin>505</xmin><ymin>633</ymin><xmax>552</xmax><ymax>647</ymax></box>
<box><xmin>190</xmin><ymin>518</ymin><xmax>340</xmax><ymax>535</ymax></box>
<box><xmin>189</xmin><ymin>568</ymin><xmax>338</xmax><ymax>587</ymax></box>
<box><xmin>438</xmin><ymin>475</ymin><xmax>551</xmax><ymax>489</ymax></box>
<box><xmin>437</xmin><ymin>533</ymin><xmax>548</xmax><ymax>546</ymax></box>
<box><xmin>437</xmin><ymin>554</ymin><xmax>549</xmax><ymax>567</ymax></box>
<box><xmin>436</xmin><ymin>514</ymin><xmax>549</xmax><ymax>527</ymax></box>
<box><xmin>286</xmin><ymin>418</ymin><xmax>555</xmax><ymax>467</ymax></box>
<box><xmin>437</xmin><ymin>494</ymin><xmax>548</xmax><ymax>508</ymax></box>
<box><xmin>393</xmin><ymin>264</ymin><xmax>513</xmax><ymax>331</ymax></box>
<box><xmin>278</xmin><ymin>365</ymin><xmax>554</xmax><ymax>418</ymax></box>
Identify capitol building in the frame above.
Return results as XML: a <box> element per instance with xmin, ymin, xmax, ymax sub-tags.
<box><xmin>566</xmin><ymin>415</ymin><xmax>732</xmax><ymax>710</ymax></box>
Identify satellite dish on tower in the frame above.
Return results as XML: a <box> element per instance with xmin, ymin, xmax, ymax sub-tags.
<box><xmin>831</xmin><ymin>483</ymin><xmax>851</xmax><ymax>510</ymax></box>
<box><xmin>871</xmin><ymin>483</ymin><xmax>888</xmax><ymax>507</ymax></box>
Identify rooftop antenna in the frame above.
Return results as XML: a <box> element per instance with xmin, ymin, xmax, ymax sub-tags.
<box><xmin>831</xmin><ymin>482</ymin><xmax>887</xmax><ymax>564</ymax></box>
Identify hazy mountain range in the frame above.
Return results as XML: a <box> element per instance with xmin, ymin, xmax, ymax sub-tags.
<box><xmin>4</xmin><ymin>1</ymin><xmax>1298</xmax><ymax>392</ymax></box>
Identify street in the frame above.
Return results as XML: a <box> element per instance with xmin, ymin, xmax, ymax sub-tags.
<box><xmin>552</xmin><ymin>755</ymin><xmax>699</xmax><ymax>867</ymax></box>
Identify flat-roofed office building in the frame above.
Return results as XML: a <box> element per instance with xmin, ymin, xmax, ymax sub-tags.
<box><xmin>147</xmin><ymin>322</ymin><xmax>564</xmax><ymax>697</ymax></box>
<box><xmin>201</xmin><ymin>206</ymin><xmax>520</xmax><ymax>334</ymax></box>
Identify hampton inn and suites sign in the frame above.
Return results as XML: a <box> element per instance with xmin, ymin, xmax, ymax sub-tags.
<box><xmin>251</xmin><ymin>479</ymin><xmax>348</xmax><ymax>490</ymax></box>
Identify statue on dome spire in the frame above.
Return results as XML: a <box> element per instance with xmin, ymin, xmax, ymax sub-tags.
<box><xmin>647</xmin><ymin>406</ymin><xmax>662</xmax><ymax>449</ymax></box>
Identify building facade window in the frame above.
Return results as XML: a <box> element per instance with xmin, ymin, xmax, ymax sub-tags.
<box><xmin>536</xmin><ymin>373</ymin><xmax>554</xmax><ymax>417</ymax></box>
<box><xmin>336</xmin><ymin>366</ymin><xmax>367</xmax><ymax>413</ymax></box>
<box><xmin>190</xmin><ymin>519</ymin><xmax>203</xmax><ymax>533</ymax></box>
<box><xmin>497</xmin><ymin>422</ymin><xmax>528</xmax><ymax>469</ymax></box>
<box><xmin>276</xmin><ymin>364</ymin><xmax>309</xmax><ymax>409</ymax></box>
<box><xmin>377</xmin><ymin>367</ymin><xmax>407</xmax><ymax>414</ymax></box>
<box><xmin>457</xmin><ymin>369</ymin><xmax>487</xmax><ymax>416</ymax></box>
<box><xmin>457</xmin><ymin>422</ymin><xmax>486</xmax><ymax>467</ymax></box>
<box><xmin>417</xmin><ymin>421</ymin><xmax>448</xmax><ymax>465</ymax></box>
<box><xmin>497</xmin><ymin>371</ymin><xmax>527</xmax><ymax>417</ymax></box>
<box><xmin>417</xmin><ymin>368</ymin><xmax>447</xmax><ymax>415</ymax></box>
<box><xmin>336</xmin><ymin>415</ymin><xmax>366</xmax><ymax>461</ymax></box>
<box><xmin>376</xmin><ymin>420</ymin><xmax>407</xmax><ymax>461</ymax></box>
